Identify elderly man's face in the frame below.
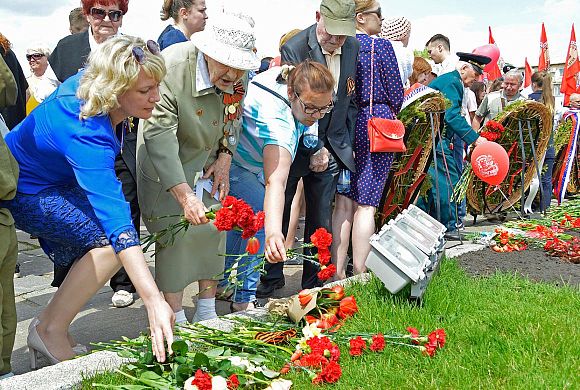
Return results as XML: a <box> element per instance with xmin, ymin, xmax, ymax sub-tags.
<box><xmin>315</xmin><ymin>12</ymin><xmax>347</xmax><ymax>54</ymax></box>
<box><xmin>460</xmin><ymin>65</ymin><xmax>479</xmax><ymax>88</ymax></box>
<box><xmin>502</xmin><ymin>76</ymin><xmax>521</xmax><ymax>98</ymax></box>
<box><xmin>204</xmin><ymin>55</ymin><xmax>245</xmax><ymax>91</ymax></box>
<box><xmin>569</xmin><ymin>94</ymin><xmax>580</xmax><ymax>109</ymax></box>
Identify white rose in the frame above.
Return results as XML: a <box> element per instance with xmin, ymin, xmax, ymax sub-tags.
<box><xmin>211</xmin><ymin>375</ymin><xmax>228</xmax><ymax>390</ymax></box>
<box><xmin>264</xmin><ymin>378</ymin><xmax>293</xmax><ymax>390</ymax></box>
<box><xmin>183</xmin><ymin>377</ymin><xmax>199</xmax><ymax>390</ymax></box>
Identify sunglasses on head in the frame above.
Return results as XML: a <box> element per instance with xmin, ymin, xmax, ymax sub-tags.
<box><xmin>26</xmin><ymin>53</ymin><xmax>45</xmax><ymax>61</ymax></box>
<box><xmin>90</xmin><ymin>7</ymin><xmax>123</xmax><ymax>22</ymax></box>
<box><xmin>131</xmin><ymin>40</ymin><xmax>161</xmax><ymax>65</ymax></box>
<box><xmin>362</xmin><ymin>7</ymin><xmax>382</xmax><ymax>19</ymax></box>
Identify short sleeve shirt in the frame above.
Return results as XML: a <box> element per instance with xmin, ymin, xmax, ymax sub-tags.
<box><xmin>476</xmin><ymin>90</ymin><xmax>524</xmax><ymax>123</ymax></box>
<box><xmin>233</xmin><ymin>67</ymin><xmax>317</xmax><ymax>174</ymax></box>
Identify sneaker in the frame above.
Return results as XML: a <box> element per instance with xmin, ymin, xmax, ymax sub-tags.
<box><xmin>255</xmin><ymin>279</ymin><xmax>285</xmax><ymax>298</ymax></box>
<box><xmin>13</xmin><ymin>263</ymin><xmax>20</xmax><ymax>279</ymax></box>
<box><xmin>111</xmin><ymin>290</ymin><xmax>134</xmax><ymax>308</ymax></box>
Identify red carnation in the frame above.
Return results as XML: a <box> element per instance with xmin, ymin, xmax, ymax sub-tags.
<box><xmin>349</xmin><ymin>336</ymin><xmax>366</xmax><ymax>356</ymax></box>
<box><xmin>428</xmin><ymin>328</ymin><xmax>446</xmax><ymax>349</ymax></box>
<box><xmin>310</xmin><ymin>228</ymin><xmax>332</xmax><ymax>249</ymax></box>
<box><xmin>312</xmin><ymin>360</ymin><xmax>342</xmax><ymax>384</ymax></box>
<box><xmin>190</xmin><ymin>369</ymin><xmax>212</xmax><ymax>390</ymax></box>
<box><xmin>329</xmin><ymin>344</ymin><xmax>341</xmax><ymax>361</ymax></box>
<box><xmin>407</xmin><ymin>326</ymin><xmax>420</xmax><ymax>344</ymax></box>
<box><xmin>317</xmin><ymin>264</ymin><xmax>336</xmax><ymax>281</ymax></box>
<box><xmin>422</xmin><ymin>342</ymin><xmax>437</xmax><ymax>357</ymax></box>
<box><xmin>306</xmin><ymin>336</ymin><xmax>334</xmax><ymax>356</ymax></box>
<box><xmin>327</xmin><ymin>285</ymin><xmax>345</xmax><ymax>301</ymax></box>
<box><xmin>338</xmin><ymin>296</ymin><xmax>358</xmax><ymax>319</ymax></box>
<box><xmin>227</xmin><ymin>373</ymin><xmax>240</xmax><ymax>389</ymax></box>
<box><xmin>317</xmin><ymin>247</ymin><xmax>331</xmax><ymax>265</ymax></box>
<box><xmin>214</xmin><ymin>207</ymin><xmax>236</xmax><ymax>231</ymax></box>
<box><xmin>370</xmin><ymin>333</ymin><xmax>385</xmax><ymax>352</ymax></box>
<box><xmin>222</xmin><ymin>196</ymin><xmax>237</xmax><ymax>208</ymax></box>
<box><xmin>300</xmin><ymin>352</ymin><xmax>328</xmax><ymax>368</ymax></box>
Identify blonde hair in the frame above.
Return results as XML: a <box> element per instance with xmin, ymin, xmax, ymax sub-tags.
<box><xmin>26</xmin><ymin>45</ymin><xmax>51</xmax><ymax>57</ymax></box>
<box><xmin>77</xmin><ymin>35</ymin><xmax>166</xmax><ymax>119</ymax></box>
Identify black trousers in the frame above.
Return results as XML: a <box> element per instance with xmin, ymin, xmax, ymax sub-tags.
<box><xmin>51</xmin><ymin>138</ymin><xmax>138</xmax><ymax>293</ymax></box>
<box><xmin>260</xmin><ymin>153</ymin><xmax>340</xmax><ymax>289</ymax></box>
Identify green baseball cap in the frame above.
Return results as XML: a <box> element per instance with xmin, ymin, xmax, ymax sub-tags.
<box><xmin>320</xmin><ymin>0</ymin><xmax>356</xmax><ymax>37</ymax></box>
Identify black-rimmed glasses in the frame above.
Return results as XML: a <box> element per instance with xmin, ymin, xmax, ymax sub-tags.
<box><xmin>90</xmin><ymin>7</ymin><xmax>123</xmax><ymax>22</ymax></box>
<box><xmin>26</xmin><ymin>53</ymin><xmax>45</xmax><ymax>62</ymax></box>
<box><xmin>294</xmin><ymin>92</ymin><xmax>334</xmax><ymax>115</ymax></box>
<box><xmin>131</xmin><ymin>40</ymin><xmax>161</xmax><ymax>65</ymax></box>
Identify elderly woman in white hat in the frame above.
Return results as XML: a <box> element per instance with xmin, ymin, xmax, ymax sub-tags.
<box><xmin>137</xmin><ymin>12</ymin><xmax>260</xmax><ymax>324</ymax></box>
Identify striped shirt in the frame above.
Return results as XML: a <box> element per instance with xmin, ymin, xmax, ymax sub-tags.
<box><xmin>233</xmin><ymin>67</ymin><xmax>317</xmax><ymax>174</ymax></box>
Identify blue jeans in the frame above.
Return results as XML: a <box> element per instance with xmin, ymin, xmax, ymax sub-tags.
<box><xmin>218</xmin><ymin>164</ymin><xmax>265</xmax><ymax>303</ymax></box>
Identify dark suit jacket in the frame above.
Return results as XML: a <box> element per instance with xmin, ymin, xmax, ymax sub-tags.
<box><xmin>49</xmin><ymin>30</ymin><xmax>91</xmax><ymax>83</ymax></box>
<box><xmin>281</xmin><ymin>24</ymin><xmax>359</xmax><ymax>172</ymax></box>
<box><xmin>0</xmin><ymin>47</ymin><xmax>28</xmax><ymax>129</ymax></box>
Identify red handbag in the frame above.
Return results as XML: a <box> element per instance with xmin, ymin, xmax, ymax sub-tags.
<box><xmin>366</xmin><ymin>38</ymin><xmax>406</xmax><ymax>153</ymax></box>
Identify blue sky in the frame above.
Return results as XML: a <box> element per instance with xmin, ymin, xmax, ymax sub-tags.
<box><xmin>0</xmin><ymin>0</ymin><xmax>578</xmax><ymax>75</ymax></box>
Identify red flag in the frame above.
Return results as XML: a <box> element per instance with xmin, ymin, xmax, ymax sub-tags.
<box><xmin>524</xmin><ymin>57</ymin><xmax>532</xmax><ymax>88</ymax></box>
<box><xmin>486</xmin><ymin>26</ymin><xmax>502</xmax><ymax>80</ymax></box>
<box><xmin>561</xmin><ymin>24</ymin><xmax>580</xmax><ymax>106</ymax></box>
<box><xmin>538</xmin><ymin>23</ymin><xmax>550</xmax><ymax>71</ymax></box>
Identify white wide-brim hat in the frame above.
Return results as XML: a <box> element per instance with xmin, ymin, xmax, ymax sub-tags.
<box><xmin>191</xmin><ymin>13</ymin><xmax>261</xmax><ymax>71</ymax></box>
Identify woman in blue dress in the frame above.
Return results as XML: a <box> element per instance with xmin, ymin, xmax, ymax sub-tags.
<box><xmin>331</xmin><ymin>0</ymin><xmax>404</xmax><ymax>279</ymax></box>
<box><xmin>158</xmin><ymin>0</ymin><xmax>207</xmax><ymax>50</ymax></box>
<box><xmin>1</xmin><ymin>36</ymin><xmax>174</xmax><ymax>367</ymax></box>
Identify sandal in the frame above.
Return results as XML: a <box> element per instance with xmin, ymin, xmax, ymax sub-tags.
<box><xmin>230</xmin><ymin>300</ymin><xmax>262</xmax><ymax>313</ymax></box>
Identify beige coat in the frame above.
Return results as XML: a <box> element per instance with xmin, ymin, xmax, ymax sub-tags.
<box><xmin>137</xmin><ymin>42</ymin><xmax>247</xmax><ymax>292</ymax></box>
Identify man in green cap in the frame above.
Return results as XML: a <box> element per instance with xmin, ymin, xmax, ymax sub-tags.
<box><xmin>256</xmin><ymin>0</ymin><xmax>359</xmax><ymax>296</ymax></box>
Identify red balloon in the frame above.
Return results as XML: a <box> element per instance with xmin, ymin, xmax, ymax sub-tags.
<box><xmin>471</xmin><ymin>141</ymin><xmax>509</xmax><ymax>186</ymax></box>
<box><xmin>472</xmin><ymin>44</ymin><xmax>500</xmax><ymax>72</ymax></box>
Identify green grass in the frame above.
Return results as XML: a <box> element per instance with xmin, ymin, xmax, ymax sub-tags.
<box><xmin>80</xmin><ymin>260</ymin><xmax>579</xmax><ymax>389</ymax></box>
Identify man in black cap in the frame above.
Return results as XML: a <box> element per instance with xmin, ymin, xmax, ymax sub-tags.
<box><xmin>417</xmin><ymin>52</ymin><xmax>490</xmax><ymax>237</ymax></box>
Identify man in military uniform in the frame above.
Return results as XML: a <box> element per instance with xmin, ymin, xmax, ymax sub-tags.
<box><xmin>418</xmin><ymin>52</ymin><xmax>490</xmax><ymax>238</ymax></box>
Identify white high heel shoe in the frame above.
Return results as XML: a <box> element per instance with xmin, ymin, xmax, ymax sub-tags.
<box><xmin>27</xmin><ymin>322</ymin><xmax>61</xmax><ymax>370</ymax></box>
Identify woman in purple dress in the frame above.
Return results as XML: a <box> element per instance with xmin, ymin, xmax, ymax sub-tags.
<box><xmin>331</xmin><ymin>0</ymin><xmax>404</xmax><ymax>279</ymax></box>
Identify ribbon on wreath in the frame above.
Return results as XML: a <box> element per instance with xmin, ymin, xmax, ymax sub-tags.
<box><xmin>554</xmin><ymin>110</ymin><xmax>579</xmax><ymax>204</ymax></box>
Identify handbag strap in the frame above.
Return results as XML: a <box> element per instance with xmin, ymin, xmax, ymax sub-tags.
<box><xmin>369</xmin><ymin>38</ymin><xmax>375</xmax><ymax>117</ymax></box>
<box><xmin>251</xmin><ymin>80</ymin><xmax>291</xmax><ymax>108</ymax></box>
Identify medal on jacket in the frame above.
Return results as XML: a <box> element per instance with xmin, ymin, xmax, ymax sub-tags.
<box><xmin>221</xmin><ymin>81</ymin><xmax>245</xmax><ymax>147</ymax></box>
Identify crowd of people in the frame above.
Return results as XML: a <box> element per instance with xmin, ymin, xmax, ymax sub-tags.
<box><xmin>0</xmin><ymin>0</ymin><xmax>578</xmax><ymax>378</ymax></box>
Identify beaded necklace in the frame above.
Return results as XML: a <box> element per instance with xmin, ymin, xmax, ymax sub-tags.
<box><xmin>220</xmin><ymin>81</ymin><xmax>245</xmax><ymax>148</ymax></box>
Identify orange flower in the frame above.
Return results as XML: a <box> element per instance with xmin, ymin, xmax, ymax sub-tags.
<box><xmin>327</xmin><ymin>285</ymin><xmax>345</xmax><ymax>301</ymax></box>
<box><xmin>245</xmin><ymin>237</ymin><xmax>260</xmax><ymax>255</ymax></box>
<box><xmin>338</xmin><ymin>296</ymin><xmax>358</xmax><ymax>319</ymax></box>
<box><xmin>298</xmin><ymin>289</ymin><xmax>314</xmax><ymax>307</ymax></box>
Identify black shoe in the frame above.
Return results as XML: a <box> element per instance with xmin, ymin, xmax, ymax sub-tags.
<box><xmin>14</xmin><ymin>263</ymin><xmax>20</xmax><ymax>279</ymax></box>
<box><xmin>256</xmin><ymin>279</ymin><xmax>285</xmax><ymax>298</ymax></box>
<box><xmin>444</xmin><ymin>231</ymin><xmax>463</xmax><ymax>241</ymax></box>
